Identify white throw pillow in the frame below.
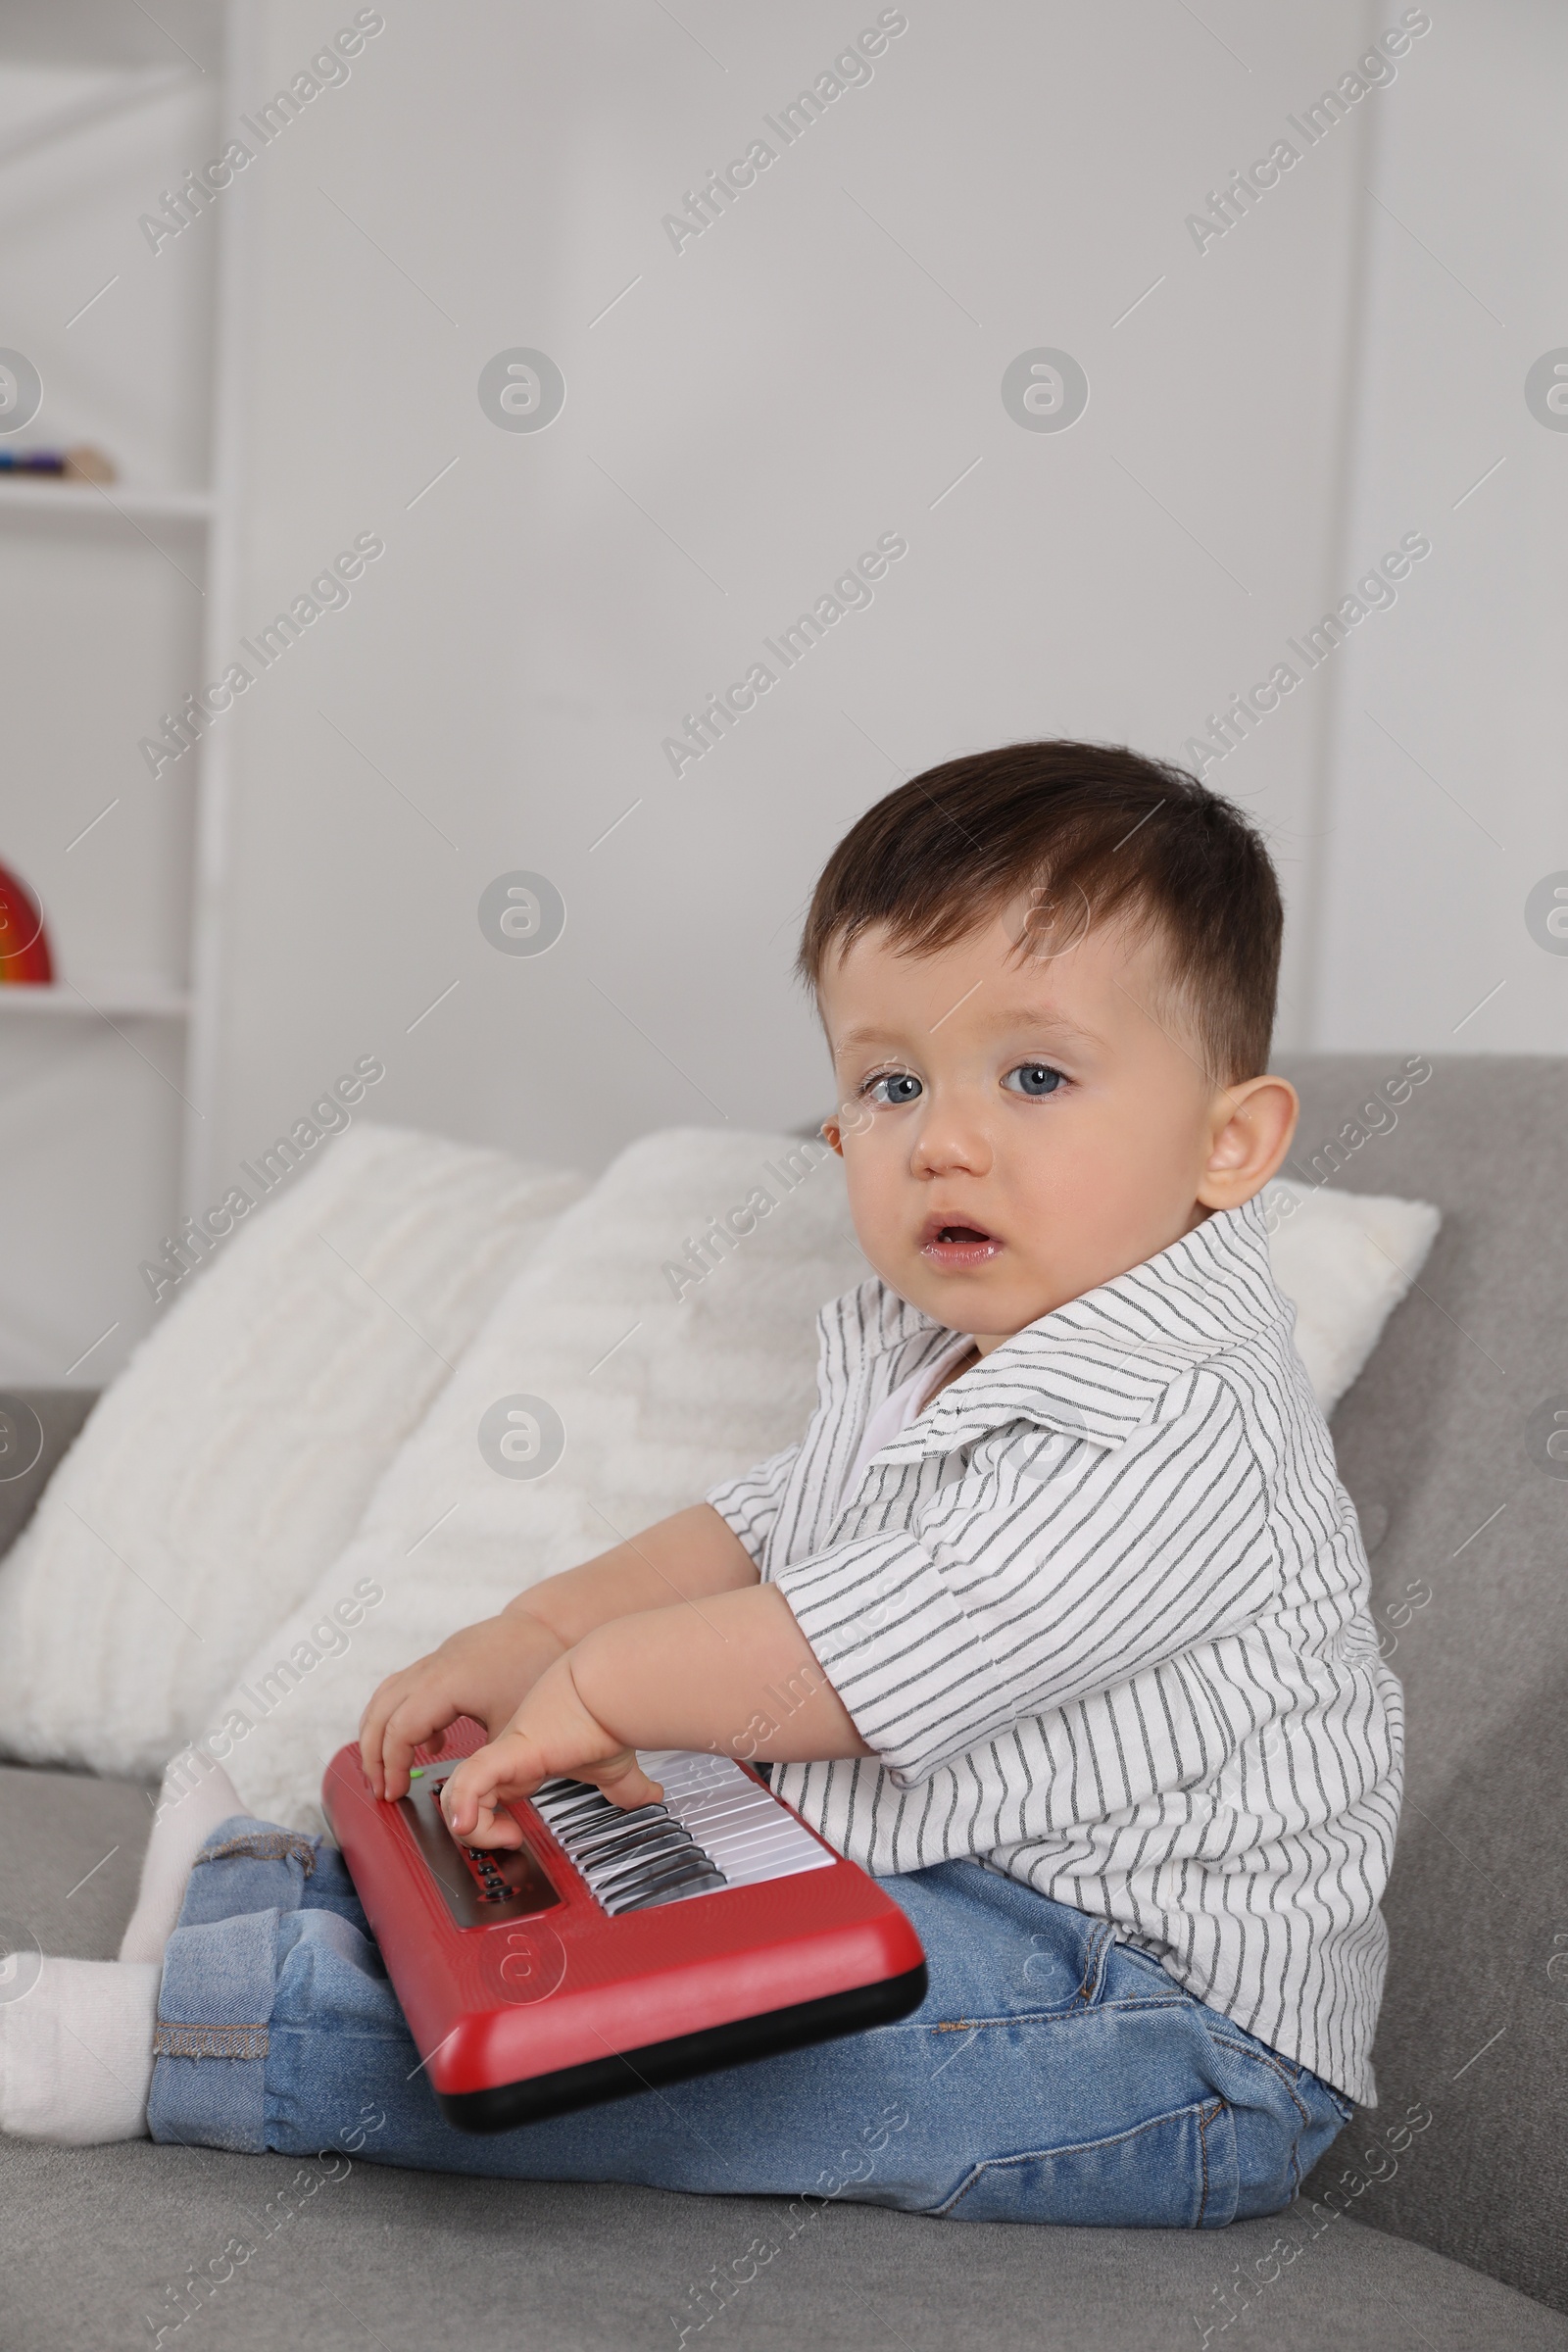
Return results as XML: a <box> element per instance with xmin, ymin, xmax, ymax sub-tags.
<box><xmin>0</xmin><ymin>1123</ymin><xmax>583</xmax><ymax>1778</ymax></box>
<box><xmin>209</xmin><ymin>1136</ymin><xmax>1439</xmax><ymax>1832</ymax></box>
<box><xmin>1261</xmin><ymin>1176</ymin><xmax>1440</xmax><ymax>1415</ymax></box>
<box><xmin>215</xmin><ymin>1129</ymin><xmax>856</xmax><ymax>1827</ymax></box>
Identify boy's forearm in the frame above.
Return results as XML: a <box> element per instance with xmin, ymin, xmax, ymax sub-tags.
<box><xmin>364</xmin><ymin>1508</ymin><xmax>764</xmax><ymax>1809</ymax></box>
<box><xmin>436</xmin><ymin>1583</ymin><xmax>872</xmax><ymax>1839</ymax></box>
<box><xmin>566</xmin><ymin>1584</ymin><xmax>873</xmax><ymax>1765</ymax></box>
<box><xmin>503</xmin><ymin>1503</ymin><xmax>760</xmax><ymax>1648</ymax></box>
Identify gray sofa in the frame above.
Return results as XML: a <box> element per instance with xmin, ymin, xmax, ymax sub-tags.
<box><xmin>3</xmin><ymin>1054</ymin><xmax>1565</xmax><ymax>2351</ymax></box>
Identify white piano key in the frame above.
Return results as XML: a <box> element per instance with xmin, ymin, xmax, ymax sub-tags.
<box><xmin>534</xmin><ymin>1752</ymin><xmax>837</xmax><ymax>1912</ymax></box>
<box><xmin>636</xmin><ymin>1750</ymin><xmax>834</xmax><ymax>1883</ymax></box>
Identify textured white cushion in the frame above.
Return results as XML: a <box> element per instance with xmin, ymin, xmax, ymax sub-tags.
<box><xmin>1262</xmin><ymin>1176</ymin><xmax>1441</xmax><ymax>1416</ymax></box>
<box><xmin>216</xmin><ymin>1130</ymin><xmax>854</xmax><ymax>1827</ymax></box>
<box><xmin>0</xmin><ymin>1124</ymin><xmax>583</xmax><ymax>1778</ymax></box>
<box><xmin>209</xmin><ymin>1135</ymin><xmax>1440</xmax><ymax>1832</ymax></box>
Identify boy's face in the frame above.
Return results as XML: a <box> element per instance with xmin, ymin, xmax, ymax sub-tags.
<box><xmin>817</xmin><ymin>902</ymin><xmax>1298</xmax><ymax>1351</ymax></box>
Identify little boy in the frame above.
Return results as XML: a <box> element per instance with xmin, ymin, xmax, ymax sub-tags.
<box><xmin>2</xmin><ymin>742</ymin><xmax>1398</xmax><ymax>2229</ymax></box>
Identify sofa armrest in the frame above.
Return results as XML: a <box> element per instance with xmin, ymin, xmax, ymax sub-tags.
<box><xmin>0</xmin><ymin>1391</ymin><xmax>98</xmax><ymax>1562</ymax></box>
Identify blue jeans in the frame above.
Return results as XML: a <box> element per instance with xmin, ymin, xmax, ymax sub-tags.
<box><xmin>147</xmin><ymin>1816</ymin><xmax>1350</xmax><ymax>2227</ymax></box>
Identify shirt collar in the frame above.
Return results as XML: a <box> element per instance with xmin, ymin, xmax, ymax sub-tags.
<box><xmin>818</xmin><ymin>1194</ymin><xmax>1282</xmax><ymax>1456</ymax></box>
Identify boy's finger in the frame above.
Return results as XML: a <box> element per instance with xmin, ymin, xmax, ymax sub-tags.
<box><xmin>440</xmin><ymin>1735</ymin><xmax>535</xmax><ymax>1841</ymax></box>
<box><xmin>358</xmin><ymin>1674</ymin><xmax>412</xmax><ymax>1796</ymax></box>
<box><xmin>467</xmin><ymin>1798</ymin><xmax>524</xmax><ymax>1850</ymax></box>
<box><xmin>377</xmin><ymin>1690</ymin><xmax>463</xmax><ymax>1802</ymax></box>
<box><xmin>586</xmin><ymin>1749</ymin><xmax>665</xmax><ymax>1811</ymax></box>
<box><xmin>358</xmin><ymin>1665</ymin><xmax>409</xmax><ymax>1736</ymax></box>
<box><xmin>438</xmin><ymin>1740</ymin><xmax>664</xmax><ymax>1841</ymax></box>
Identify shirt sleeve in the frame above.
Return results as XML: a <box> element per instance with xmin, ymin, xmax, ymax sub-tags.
<box><xmin>704</xmin><ymin>1442</ymin><xmax>802</xmax><ymax>1569</ymax></box>
<box><xmin>770</xmin><ymin>1368</ymin><xmax>1279</xmax><ymax>1787</ymax></box>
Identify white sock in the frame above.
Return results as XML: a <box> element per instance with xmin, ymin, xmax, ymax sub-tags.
<box><xmin>118</xmin><ymin>1747</ymin><xmax>252</xmax><ymax>1964</ymax></box>
<box><xmin>0</xmin><ymin>1956</ymin><xmax>160</xmax><ymax>2142</ymax></box>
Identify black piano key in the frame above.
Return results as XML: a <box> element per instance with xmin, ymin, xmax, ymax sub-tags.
<box><xmin>555</xmin><ymin>1806</ymin><xmax>671</xmax><ymax>1843</ymax></box>
<box><xmin>582</xmin><ymin>1828</ymin><xmax>701</xmax><ymax>1881</ymax></box>
<box><xmin>538</xmin><ymin>1793</ymin><xmax>618</xmax><ymax>1831</ymax></box>
<box><xmin>536</xmin><ymin>1783</ymin><xmax>673</xmax><ymax>1825</ymax></box>
<box><xmin>568</xmin><ymin>1815</ymin><xmax>680</xmax><ymax>1869</ymax></box>
<box><xmin>605</xmin><ymin>1857</ymin><xmax>727</xmax><ymax>1914</ymax></box>
<box><xmin>593</xmin><ymin>1837</ymin><xmax>710</xmax><ymax>1894</ymax></box>
<box><xmin>612</xmin><ymin>1867</ymin><xmax>728</xmax><ymax>1915</ymax></box>
<box><xmin>584</xmin><ymin>1832</ymin><xmax>702</xmax><ymax>1896</ymax></box>
<box><xmin>564</xmin><ymin>1805</ymin><xmax>671</xmax><ymax>1856</ymax></box>
<box><xmin>540</xmin><ymin>1788</ymin><xmax>611</xmax><ymax>1825</ymax></box>
<box><xmin>555</xmin><ymin>1829</ymin><xmax>673</xmax><ymax>1874</ymax></box>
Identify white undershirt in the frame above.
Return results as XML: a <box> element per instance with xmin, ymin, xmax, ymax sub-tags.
<box><xmin>836</xmin><ymin>1336</ymin><xmax>976</xmax><ymax>1515</ymax></box>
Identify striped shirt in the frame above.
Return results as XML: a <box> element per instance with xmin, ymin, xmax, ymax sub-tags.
<box><xmin>705</xmin><ymin>1194</ymin><xmax>1401</xmax><ymax>2103</ymax></box>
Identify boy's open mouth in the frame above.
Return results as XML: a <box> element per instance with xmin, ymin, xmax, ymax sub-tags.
<box><xmin>919</xmin><ymin>1215</ymin><xmax>1002</xmax><ymax>1270</ymax></box>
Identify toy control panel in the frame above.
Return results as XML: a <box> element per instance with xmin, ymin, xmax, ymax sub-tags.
<box><xmin>398</xmin><ymin>1767</ymin><xmax>562</xmax><ymax>1930</ymax></box>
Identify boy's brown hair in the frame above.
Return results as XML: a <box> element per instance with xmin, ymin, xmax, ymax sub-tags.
<box><xmin>797</xmin><ymin>741</ymin><xmax>1284</xmax><ymax>1084</ymax></box>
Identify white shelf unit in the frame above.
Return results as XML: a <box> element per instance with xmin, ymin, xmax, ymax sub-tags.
<box><xmin>0</xmin><ymin>0</ymin><xmax>253</xmax><ymax>1380</ymax></box>
<box><xmin>0</xmin><ymin>985</ymin><xmax>191</xmax><ymax>1019</ymax></box>
<box><xmin>183</xmin><ymin>0</ymin><xmax>253</xmax><ymax>1216</ymax></box>
<box><xmin>0</xmin><ymin>478</ymin><xmax>215</xmax><ymax>521</ymax></box>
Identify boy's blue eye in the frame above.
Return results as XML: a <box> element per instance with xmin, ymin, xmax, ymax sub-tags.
<box><xmin>1003</xmin><ymin>1061</ymin><xmax>1064</xmax><ymax>1099</ymax></box>
<box><xmin>865</xmin><ymin>1070</ymin><xmax>922</xmax><ymax>1105</ymax></box>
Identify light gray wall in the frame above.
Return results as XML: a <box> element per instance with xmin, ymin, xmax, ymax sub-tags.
<box><xmin>210</xmin><ymin>0</ymin><xmax>1374</xmax><ymax>1190</ymax></box>
<box><xmin>1310</xmin><ymin>0</ymin><xmax>1568</xmax><ymax>1052</ymax></box>
<box><xmin>1</xmin><ymin>0</ymin><xmax>1559</xmax><ymax>1386</ymax></box>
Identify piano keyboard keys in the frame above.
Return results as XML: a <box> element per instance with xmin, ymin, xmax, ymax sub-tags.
<box><xmin>531</xmin><ymin>1784</ymin><xmax>723</xmax><ymax>1914</ymax></box>
<box><xmin>532</xmin><ymin>1749</ymin><xmax>835</xmax><ymax>1916</ymax></box>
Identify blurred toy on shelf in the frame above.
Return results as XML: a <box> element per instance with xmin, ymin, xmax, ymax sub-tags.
<box><xmin>0</xmin><ymin>444</ymin><xmax>117</xmax><ymax>483</ymax></box>
<box><xmin>0</xmin><ymin>858</ymin><xmax>53</xmax><ymax>982</ymax></box>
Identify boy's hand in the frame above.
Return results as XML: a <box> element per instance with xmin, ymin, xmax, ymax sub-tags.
<box><xmin>387</xmin><ymin>1581</ymin><xmax>871</xmax><ymax>1845</ymax></box>
<box><xmin>438</xmin><ymin>1653</ymin><xmax>665</xmax><ymax>1845</ymax></box>
<box><xmin>358</xmin><ymin>1610</ymin><xmax>566</xmax><ymax>1801</ymax></box>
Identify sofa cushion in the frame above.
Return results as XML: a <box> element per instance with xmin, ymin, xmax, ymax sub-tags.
<box><xmin>3</xmin><ymin>2119</ymin><xmax>1564</xmax><ymax>2351</ymax></box>
<box><xmin>0</xmin><ymin>1763</ymin><xmax>155</xmax><ymax>1968</ymax></box>
<box><xmin>1280</xmin><ymin>1055</ymin><xmax>1568</xmax><ymax>2316</ymax></box>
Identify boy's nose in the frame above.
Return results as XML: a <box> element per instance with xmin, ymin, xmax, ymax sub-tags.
<box><xmin>909</xmin><ymin>1111</ymin><xmax>993</xmax><ymax>1178</ymax></box>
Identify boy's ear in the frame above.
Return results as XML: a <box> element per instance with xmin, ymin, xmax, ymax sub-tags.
<box><xmin>1196</xmin><ymin>1075</ymin><xmax>1298</xmax><ymax>1211</ymax></box>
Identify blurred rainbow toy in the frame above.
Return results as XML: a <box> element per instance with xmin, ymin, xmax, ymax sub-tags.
<box><xmin>0</xmin><ymin>858</ymin><xmax>52</xmax><ymax>983</ymax></box>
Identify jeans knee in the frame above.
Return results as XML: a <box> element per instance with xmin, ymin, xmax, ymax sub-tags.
<box><xmin>271</xmin><ymin>1908</ymin><xmax>392</xmax><ymax>2033</ymax></box>
<box><xmin>171</xmin><ymin>1818</ymin><xmax>320</xmax><ymax>1928</ymax></box>
<box><xmin>277</xmin><ymin>1907</ymin><xmax>374</xmax><ymax>1966</ymax></box>
<box><xmin>1218</xmin><ymin>2052</ymin><xmax>1349</xmax><ymax>2221</ymax></box>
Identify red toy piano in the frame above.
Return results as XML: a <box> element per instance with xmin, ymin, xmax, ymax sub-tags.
<box><xmin>321</xmin><ymin>1717</ymin><xmax>927</xmax><ymax>2132</ymax></box>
